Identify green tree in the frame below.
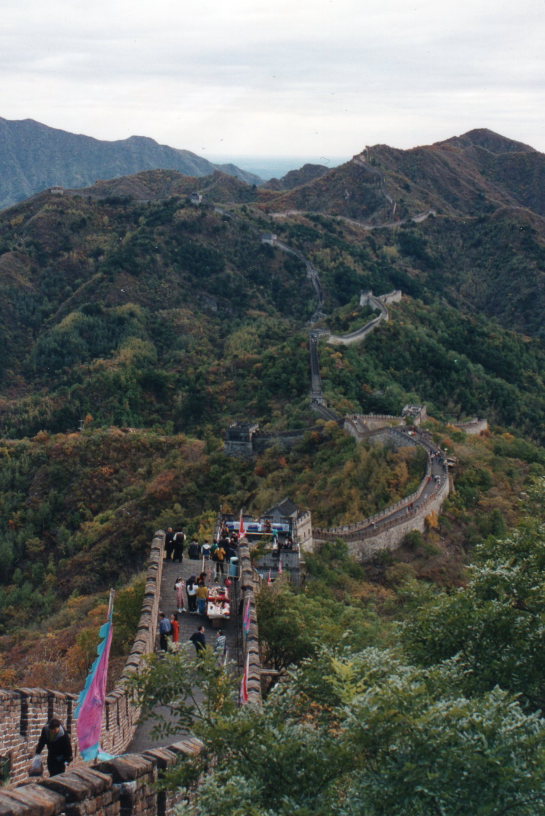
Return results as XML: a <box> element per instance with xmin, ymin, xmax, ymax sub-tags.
<box><xmin>402</xmin><ymin>483</ymin><xmax>545</xmax><ymax>709</ymax></box>
<box><xmin>133</xmin><ymin>647</ymin><xmax>545</xmax><ymax>816</ymax></box>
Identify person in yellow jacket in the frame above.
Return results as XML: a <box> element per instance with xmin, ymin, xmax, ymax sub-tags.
<box><xmin>196</xmin><ymin>583</ymin><xmax>209</xmax><ymax>616</ymax></box>
<box><xmin>214</xmin><ymin>544</ymin><xmax>226</xmax><ymax>578</ymax></box>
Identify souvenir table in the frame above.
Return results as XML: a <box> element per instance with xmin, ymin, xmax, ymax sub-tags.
<box><xmin>207</xmin><ymin>584</ymin><xmax>230</xmax><ymax>627</ymax></box>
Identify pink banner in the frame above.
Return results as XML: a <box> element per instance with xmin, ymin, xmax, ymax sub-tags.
<box><xmin>75</xmin><ymin>618</ymin><xmax>113</xmax><ymax>760</ymax></box>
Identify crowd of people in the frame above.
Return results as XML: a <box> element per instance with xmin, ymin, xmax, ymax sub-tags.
<box><xmin>159</xmin><ymin>523</ymin><xmax>239</xmax><ymax>662</ymax></box>
<box><xmin>159</xmin><ymin>519</ymin><xmax>295</xmax><ymax>663</ymax></box>
<box><xmin>164</xmin><ymin>526</ymin><xmax>243</xmax><ymax>570</ymax></box>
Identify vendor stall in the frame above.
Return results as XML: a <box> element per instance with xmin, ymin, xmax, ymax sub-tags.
<box><xmin>207</xmin><ymin>584</ymin><xmax>231</xmax><ymax>628</ymax></box>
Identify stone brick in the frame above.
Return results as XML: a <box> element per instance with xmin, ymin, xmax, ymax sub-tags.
<box><xmin>140</xmin><ymin>748</ymin><xmax>177</xmax><ymax>770</ymax></box>
<box><xmin>0</xmin><ymin>785</ymin><xmax>65</xmax><ymax>816</ymax></box>
<box><xmin>40</xmin><ymin>770</ymin><xmax>99</xmax><ymax>803</ymax></box>
<box><xmin>94</xmin><ymin>755</ymin><xmax>154</xmax><ymax>783</ymax></box>
<box><xmin>168</xmin><ymin>738</ymin><xmax>203</xmax><ymax>758</ymax></box>
<box><xmin>61</xmin><ymin>768</ymin><xmax>112</xmax><ymax>796</ymax></box>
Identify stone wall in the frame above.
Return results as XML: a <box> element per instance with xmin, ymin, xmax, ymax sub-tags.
<box><xmin>294</xmin><ymin>510</ymin><xmax>314</xmax><ymax>553</ymax></box>
<box><xmin>379</xmin><ymin>290</ymin><xmax>402</xmax><ymax>305</ymax></box>
<box><xmin>0</xmin><ymin>738</ymin><xmax>202</xmax><ymax>816</ymax></box>
<box><xmin>345</xmin><ymin>414</ymin><xmax>405</xmax><ymax>436</ymax></box>
<box><xmin>237</xmin><ymin>541</ymin><xmax>262</xmax><ymax>705</ymax></box>
<box><xmin>0</xmin><ymin>532</ymin><xmax>165</xmax><ymax>785</ymax></box>
<box><xmin>314</xmin><ymin>426</ymin><xmax>451</xmax><ymax>559</ymax></box>
<box><xmin>328</xmin><ymin>291</ymin><xmax>391</xmax><ymax>347</ymax></box>
<box><xmin>455</xmin><ymin>418</ymin><xmax>489</xmax><ymax>435</ymax></box>
<box><xmin>345</xmin><ymin>475</ymin><xmax>450</xmax><ymax>559</ymax></box>
<box><xmin>315</xmin><ymin>474</ymin><xmax>450</xmax><ymax>560</ymax></box>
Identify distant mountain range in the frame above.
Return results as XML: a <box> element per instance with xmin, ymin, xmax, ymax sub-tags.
<box><xmin>261</xmin><ymin>128</ymin><xmax>545</xmax><ymax>221</ymax></box>
<box><xmin>2</xmin><ymin>125</ymin><xmax>545</xmax><ymax>388</ymax></box>
<box><xmin>0</xmin><ymin>116</ymin><xmax>262</xmax><ymax>210</ymax></box>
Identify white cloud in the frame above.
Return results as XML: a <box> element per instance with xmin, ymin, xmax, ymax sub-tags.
<box><xmin>1</xmin><ymin>0</ymin><xmax>544</xmax><ymax>156</ymax></box>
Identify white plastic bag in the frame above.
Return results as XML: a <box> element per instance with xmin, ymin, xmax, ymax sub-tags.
<box><xmin>29</xmin><ymin>755</ymin><xmax>43</xmax><ymax>777</ymax></box>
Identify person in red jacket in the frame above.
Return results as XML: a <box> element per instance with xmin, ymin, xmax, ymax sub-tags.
<box><xmin>170</xmin><ymin>612</ymin><xmax>180</xmax><ymax>645</ymax></box>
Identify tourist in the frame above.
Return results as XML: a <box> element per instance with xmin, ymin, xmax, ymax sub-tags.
<box><xmin>188</xmin><ymin>539</ymin><xmax>199</xmax><ymax>559</ymax></box>
<box><xmin>225</xmin><ymin>539</ymin><xmax>236</xmax><ymax>562</ymax></box>
<box><xmin>159</xmin><ymin>612</ymin><xmax>172</xmax><ymax>651</ymax></box>
<box><xmin>214</xmin><ymin>543</ymin><xmax>226</xmax><ymax>577</ymax></box>
<box><xmin>35</xmin><ymin>718</ymin><xmax>73</xmax><ymax>777</ymax></box>
<box><xmin>173</xmin><ymin>529</ymin><xmax>185</xmax><ymax>562</ymax></box>
<box><xmin>170</xmin><ymin>613</ymin><xmax>180</xmax><ymax>647</ymax></box>
<box><xmin>202</xmin><ymin>541</ymin><xmax>211</xmax><ymax>560</ymax></box>
<box><xmin>175</xmin><ymin>576</ymin><xmax>185</xmax><ymax>613</ymax></box>
<box><xmin>196</xmin><ymin>582</ymin><xmax>209</xmax><ymax>616</ymax></box>
<box><xmin>190</xmin><ymin>625</ymin><xmax>206</xmax><ymax>656</ymax></box>
<box><xmin>186</xmin><ymin>576</ymin><xmax>198</xmax><ymax>613</ymax></box>
<box><xmin>214</xmin><ymin>629</ymin><xmax>227</xmax><ymax>663</ymax></box>
<box><xmin>165</xmin><ymin>527</ymin><xmax>175</xmax><ymax>561</ymax></box>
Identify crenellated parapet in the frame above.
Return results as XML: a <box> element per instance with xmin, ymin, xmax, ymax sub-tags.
<box><xmin>314</xmin><ymin>430</ymin><xmax>450</xmax><ymax>558</ymax></box>
<box><xmin>0</xmin><ymin>737</ymin><xmax>202</xmax><ymax>816</ymax></box>
<box><xmin>237</xmin><ymin>540</ymin><xmax>263</xmax><ymax>706</ymax></box>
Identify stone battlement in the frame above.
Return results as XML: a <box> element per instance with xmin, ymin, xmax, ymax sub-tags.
<box><xmin>0</xmin><ymin>738</ymin><xmax>202</xmax><ymax>816</ymax></box>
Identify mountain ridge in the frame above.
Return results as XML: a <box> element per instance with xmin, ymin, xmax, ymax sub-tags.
<box><xmin>0</xmin><ymin>116</ymin><xmax>261</xmax><ymax>210</ymax></box>
<box><xmin>260</xmin><ymin>128</ymin><xmax>545</xmax><ymax>222</ymax></box>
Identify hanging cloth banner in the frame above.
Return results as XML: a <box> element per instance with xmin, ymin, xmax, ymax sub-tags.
<box><xmin>242</xmin><ymin>597</ymin><xmax>252</xmax><ymax>637</ymax></box>
<box><xmin>75</xmin><ymin>591</ymin><xmax>115</xmax><ymax>761</ymax></box>
<box><xmin>240</xmin><ymin>651</ymin><xmax>250</xmax><ymax>705</ymax></box>
<box><xmin>238</xmin><ymin>509</ymin><xmax>246</xmax><ymax>540</ymax></box>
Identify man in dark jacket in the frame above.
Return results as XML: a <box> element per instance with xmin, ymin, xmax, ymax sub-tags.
<box><xmin>165</xmin><ymin>527</ymin><xmax>175</xmax><ymax>560</ymax></box>
<box><xmin>159</xmin><ymin>612</ymin><xmax>172</xmax><ymax>651</ymax></box>
<box><xmin>173</xmin><ymin>529</ymin><xmax>185</xmax><ymax>563</ymax></box>
<box><xmin>35</xmin><ymin>718</ymin><xmax>73</xmax><ymax>776</ymax></box>
<box><xmin>190</xmin><ymin>625</ymin><xmax>206</xmax><ymax>655</ymax></box>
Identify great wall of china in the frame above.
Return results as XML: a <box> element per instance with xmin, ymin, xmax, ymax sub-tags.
<box><xmin>0</xmin><ymin>528</ymin><xmax>264</xmax><ymax>813</ymax></box>
<box><xmin>0</xmin><ymin>205</ymin><xmax>480</xmax><ymax>812</ymax></box>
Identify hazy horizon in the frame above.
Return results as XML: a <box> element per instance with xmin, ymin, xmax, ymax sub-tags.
<box><xmin>2</xmin><ymin>0</ymin><xmax>544</xmax><ymax>156</ymax></box>
<box><xmin>208</xmin><ymin>154</ymin><xmax>349</xmax><ymax>180</ymax></box>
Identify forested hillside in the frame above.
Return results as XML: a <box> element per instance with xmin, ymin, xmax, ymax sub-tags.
<box><xmin>2</xmin><ymin>129</ymin><xmax>545</xmax><ymax>699</ymax></box>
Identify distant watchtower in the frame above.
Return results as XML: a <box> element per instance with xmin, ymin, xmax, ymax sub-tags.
<box><xmin>402</xmin><ymin>404</ymin><xmax>427</xmax><ymax>426</ymax></box>
<box><xmin>224</xmin><ymin>422</ymin><xmax>260</xmax><ymax>457</ymax></box>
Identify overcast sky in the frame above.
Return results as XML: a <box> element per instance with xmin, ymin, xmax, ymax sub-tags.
<box><xmin>2</xmin><ymin>0</ymin><xmax>544</xmax><ymax>160</ymax></box>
